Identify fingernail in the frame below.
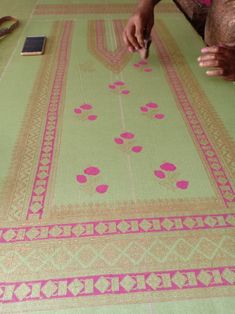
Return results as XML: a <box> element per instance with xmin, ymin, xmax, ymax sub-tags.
<box><xmin>201</xmin><ymin>48</ymin><xmax>208</xmax><ymax>52</ymax></box>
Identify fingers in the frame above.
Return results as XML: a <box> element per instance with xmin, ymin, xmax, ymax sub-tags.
<box><xmin>123</xmin><ymin>23</ymin><xmax>142</xmax><ymax>52</ymax></box>
<box><xmin>122</xmin><ymin>31</ymin><xmax>135</xmax><ymax>53</ymax></box>
<box><xmin>205</xmin><ymin>68</ymin><xmax>224</xmax><ymax>77</ymax></box>
<box><xmin>206</xmin><ymin>69</ymin><xmax>235</xmax><ymax>81</ymax></box>
<box><xmin>123</xmin><ymin>11</ymin><xmax>154</xmax><ymax>53</ymax></box>
<box><xmin>135</xmin><ymin>23</ymin><xmax>144</xmax><ymax>48</ymax></box>
<box><xmin>197</xmin><ymin>45</ymin><xmax>235</xmax><ymax>80</ymax></box>
<box><xmin>200</xmin><ymin>45</ymin><xmax>235</xmax><ymax>60</ymax></box>
<box><xmin>201</xmin><ymin>46</ymin><xmax>220</xmax><ymax>54</ymax></box>
<box><xmin>198</xmin><ymin>58</ymin><xmax>225</xmax><ymax>69</ymax></box>
<box><xmin>198</xmin><ymin>53</ymin><xmax>222</xmax><ymax>62</ymax></box>
<box><xmin>198</xmin><ymin>48</ymin><xmax>226</xmax><ymax>66</ymax></box>
<box><xmin>201</xmin><ymin>45</ymin><xmax>230</xmax><ymax>55</ymax></box>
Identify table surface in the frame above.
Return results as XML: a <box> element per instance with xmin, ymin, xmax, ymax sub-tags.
<box><xmin>0</xmin><ymin>1</ymin><xmax>235</xmax><ymax>313</ymax></box>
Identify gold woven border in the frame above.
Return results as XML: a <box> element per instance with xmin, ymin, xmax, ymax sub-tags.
<box><xmin>49</xmin><ymin>197</ymin><xmax>222</xmax><ymax>222</ymax></box>
<box><xmin>155</xmin><ymin>19</ymin><xmax>235</xmax><ymax>188</ymax></box>
<box><xmin>33</xmin><ymin>3</ymin><xmax>179</xmax><ymax>15</ymax></box>
<box><xmin>87</xmin><ymin>20</ymin><xmax>132</xmax><ymax>73</ymax></box>
<box><xmin>0</xmin><ymin>22</ymin><xmax>67</xmax><ymax>222</ymax></box>
<box><xmin>1</xmin><ymin>228</ymin><xmax>234</xmax><ymax>280</ymax></box>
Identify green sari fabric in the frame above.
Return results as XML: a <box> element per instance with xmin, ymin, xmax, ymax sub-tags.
<box><xmin>0</xmin><ymin>0</ymin><xmax>235</xmax><ymax>313</ymax></box>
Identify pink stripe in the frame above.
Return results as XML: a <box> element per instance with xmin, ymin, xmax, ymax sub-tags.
<box><xmin>1</xmin><ymin>266</ymin><xmax>234</xmax><ymax>303</ymax></box>
<box><xmin>152</xmin><ymin>30</ymin><xmax>235</xmax><ymax>207</ymax></box>
<box><xmin>0</xmin><ymin>213</ymin><xmax>234</xmax><ymax>243</ymax></box>
<box><xmin>26</xmin><ymin>22</ymin><xmax>73</xmax><ymax>220</ymax></box>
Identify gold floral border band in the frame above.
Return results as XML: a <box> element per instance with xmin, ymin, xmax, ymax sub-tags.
<box><xmin>0</xmin><ymin>21</ymin><xmax>74</xmax><ymax>222</ymax></box>
<box><xmin>33</xmin><ymin>3</ymin><xmax>178</xmax><ymax>15</ymax></box>
<box><xmin>152</xmin><ymin>21</ymin><xmax>235</xmax><ymax>207</ymax></box>
<box><xmin>0</xmin><ymin>266</ymin><xmax>234</xmax><ymax>304</ymax></box>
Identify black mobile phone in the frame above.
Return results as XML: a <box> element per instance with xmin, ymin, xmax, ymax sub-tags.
<box><xmin>21</xmin><ymin>36</ymin><xmax>47</xmax><ymax>56</ymax></box>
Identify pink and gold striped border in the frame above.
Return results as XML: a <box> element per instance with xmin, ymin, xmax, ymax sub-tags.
<box><xmin>26</xmin><ymin>21</ymin><xmax>73</xmax><ymax>220</ymax></box>
<box><xmin>1</xmin><ymin>266</ymin><xmax>234</xmax><ymax>303</ymax></box>
<box><xmin>152</xmin><ymin>25</ymin><xmax>235</xmax><ymax>207</ymax></box>
<box><xmin>1</xmin><ymin>213</ymin><xmax>234</xmax><ymax>243</ymax></box>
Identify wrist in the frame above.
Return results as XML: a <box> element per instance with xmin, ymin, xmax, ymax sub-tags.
<box><xmin>137</xmin><ymin>0</ymin><xmax>158</xmax><ymax>11</ymax></box>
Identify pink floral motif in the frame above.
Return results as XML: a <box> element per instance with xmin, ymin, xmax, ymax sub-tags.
<box><xmin>146</xmin><ymin>102</ymin><xmax>158</xmax><ymax>109</ymax></box>
<box><xmin>84</xmin><ymin>166</ymin><xmax>100</xmax><ymax>176</ymax></box>
<box><xmin>96</xmin><ymin>184</ymin><xmax>109</xmax><ymax>193</ymax></box>
<box><xmin>114</xmin><ymin>81</ymin><xmax>125</xmax><ymax>86</ymax></box>
<box><xmin>74</xmin><ymin>108</ymin><xmax>82</xmax><ymax>114</ymax></box>
<box><xmin>154</xmin><ymin>162</ymin><xmax>189</xmax><ymax>191</ymax></box>
<box><xmin>114</xmin><ymin>132</ymin><xmax>143</xmax><ymax>154</ymax></box>
<box><xmin>139</xmin><ymin>60</ymin><xmax>148</xmax><ymax>65</ymax></box>
<box><xmin>74</xmin><ymin>103</ymin><xmax>98</xmax><ymax>122</ymax></box>
<box><xmin>140</xmin><ymin>102</ymin><xmax>165</xmax><ymax>121</ymax></box>
<box><xmin>120</xmin><ymin>132</ymin><xmax>135</xmax><ymax>139</ymax></box>
<box><xmin>176</xmin><ymin>180</ymin><xmax>189</xmax><ymax>190</ymax></box>
<box><xmin>132</xmin><ymin>146</ymin><xmax>143</xmax><ymax>153</ymax></box>
<box><xmin>76</xmin><ymin>175</ymin><xmax>87</xmax><ymax>184</ymax></box>
<box><xmin>114</xmin><ymin>138</ymin><xmax>124</xmax><ymax>144</ymax></box>
<box><xmin>154</xmin><ymin>170</ymin><xmax>166</xmax><ymax>179</ymax></box>
<box><xmin>108</xmin><ymin>81</ymin><xmax>130</xmax><ymax>95</ymax></box>
<box><xmin>88</xmin><ymin>115</ymin><xmax>97</xmax><ymax>121</ymax></box>
<box><xmin>121</xmin><ymin>90</ymin><xmax>130</xmax><ymax>95</ymax></box>
<box><xmin>160</xmin><ymin>162</ymin><xmax>176</xmax><ymax>172</ymax></box>
<box><xmin>76</xmin><ymin>166</ymin><xmax>109</xmax><ymax>195</ymax></box>
<box><xmin>140</xmin><ymin>106</ymin><xmax>149</xmax><ymax>113</ymax></box>
<box><xmin>133</xmin><ymin>59</ymin><xmax>153</xmax><ymax>73</ymax></box>
<box><xmin>154</xmin><ymin>113</ymin><xmax>165</xmax><ymax>120</ymax></box>
<box><xmin>80</xmin><ymin>104</ymin><xmax>93</xmax><ymax>110</ymax></box>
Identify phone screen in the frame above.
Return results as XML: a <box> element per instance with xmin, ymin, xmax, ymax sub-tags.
<box><xmin>21</xmin><ymin>36</ymin><xmax>47</xmax><ymax>55</ymax></box>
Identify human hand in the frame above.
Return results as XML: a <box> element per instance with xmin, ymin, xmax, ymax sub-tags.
<box><xmin>198</xmin><ymin>46</ymin><xmax>235</xmax><ymax>81</ymax></box>
<box><xmin>123</xmin><ymin>5</ymin><xmax>154</xmax><ymax>53</ymax></box>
